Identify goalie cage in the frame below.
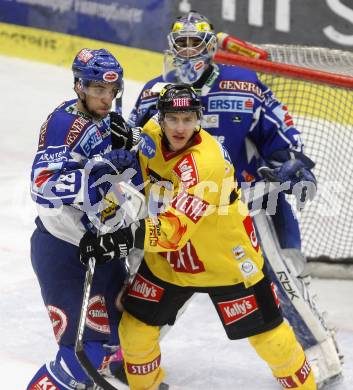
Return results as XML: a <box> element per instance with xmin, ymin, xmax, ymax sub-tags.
<box><xmin>214</xmin><ymin>44</ymin><xmax>353</xmax><ymax>280</ymax></box>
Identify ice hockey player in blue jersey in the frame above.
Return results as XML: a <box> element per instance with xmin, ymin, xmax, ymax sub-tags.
<box><xmin>128</xmin><ymin>11</ymin><xmax>342</xmax><ymax>387</ymax></box>
<box><xmin>27</xmin><ymin>48</ymin><xmax>140</xmax><ymax>389</ymax></box>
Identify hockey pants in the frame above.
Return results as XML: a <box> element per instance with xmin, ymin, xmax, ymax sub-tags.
<box><xmin>119</xmin><ymin>312</ymin><xmax>316</xmax><ymax>390</ymax></box>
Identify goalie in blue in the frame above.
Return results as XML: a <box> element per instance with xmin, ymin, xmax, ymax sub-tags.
<box><xmin>127</xmin><ymin>10</ymin><xmax>342</xmax><ymax>387</ymax></box>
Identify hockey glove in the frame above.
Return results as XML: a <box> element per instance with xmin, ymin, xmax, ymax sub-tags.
<box><xmin>257</xmin><ymin>150</ymin><xmax>317</xmax><ymax>206</ymax></box>
<box><xmin>110</xmin><ymin>112</ymin><xmax>142</xmax><ymax>151</ymax></box>
<box><xmin>89</xmin><ymin>150</ymin><xmax>135</xmax><ymax>173</ymax></box>
<box><xmin>79</xmin><ymin>221</ymin><xmax>145</xmax><ymax>266</ymax></box>
<box><xmin>84</xmin><ymin>150</ymin><xmax>136</xmax><ymax>206</ymax></box>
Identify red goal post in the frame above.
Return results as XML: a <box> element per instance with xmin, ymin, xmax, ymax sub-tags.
<box><xmin>214</xmin><ymin>45</ymin><xmax>353</xmax><ymax>279</ymax></box>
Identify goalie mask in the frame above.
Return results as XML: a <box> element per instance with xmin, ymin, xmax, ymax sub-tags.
<box><xmin>166</xmin><ymin>11</ymin><xmax>217</xmax><ymax>85</ymax></box>
<box><xmin>72</xmin><ymin>48</ymin><xmax>124</xmax><ymax>99</ymax></box>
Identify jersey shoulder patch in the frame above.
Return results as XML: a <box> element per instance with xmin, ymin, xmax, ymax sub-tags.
<box><xmin>139</xmin><ymin>132</ymin><xmax>156</xmax><ymax>158</ymax></box>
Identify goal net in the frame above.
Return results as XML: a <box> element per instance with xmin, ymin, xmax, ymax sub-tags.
<box><xmin>214</xmin><ymin>46</ymin><xmax>353</xmax><ymax>279</ymax></box>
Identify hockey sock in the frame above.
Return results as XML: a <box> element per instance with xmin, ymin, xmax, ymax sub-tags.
<box><xmin>248</xmin><ymin>321</ymin><xmax>317</xmax><ymax>389</ymax></box>
<box><xmin>119</xmin><ymin>311</ymin><xmax>165</xmax><ymax>390</ymax></box>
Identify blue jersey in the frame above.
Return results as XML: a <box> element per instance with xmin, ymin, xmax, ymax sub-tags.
<box><xmin>31</xmin><ymin>99</ymin><xmax>115</xmax><ymax>245</ymax></box>
<box><xmin>128</xmin><ymin>64</ymin><xmax>302</xmax><ymax>186</ymax></box>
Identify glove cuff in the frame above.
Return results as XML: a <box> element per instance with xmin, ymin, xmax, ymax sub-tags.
<box><xmin>132</xmin><ymin>219</ymin><xmax>145</xmax><ymax>250</ymax></box>
<box><xmin>130</xmin><ymin>127</ymin><xmax>142</xmax><ymax>149</ymax></box>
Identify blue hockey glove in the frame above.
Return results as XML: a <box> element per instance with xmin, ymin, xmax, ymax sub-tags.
<box><xmin>257</xmin><ymin>150</ymin><xmax>317</xmax><ymax>207</ymax></box>
<box><xmin>94</xmin><ymin>149</ymin><xmax>135</xmax><ymax>172</ymax></box>
<box><xmin>84</xmin><ymin>150</ymin><xmax>136</xmax><ymax>206</ymax></box>
<box><xmin>110</xmin><ymin>112</ymin><xmax>141</xmax><ymax>151</ymax></box>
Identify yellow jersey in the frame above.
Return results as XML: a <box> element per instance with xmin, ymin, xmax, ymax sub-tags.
<box><xmin>138</xmin><ymin>117</ymin><xmax>264</xmax><ymax>288</ymax></box>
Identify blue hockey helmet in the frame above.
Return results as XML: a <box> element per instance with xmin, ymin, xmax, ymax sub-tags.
<box><xmin>72</xmin><ymin>48</ymin><xmax>124</xmax><ymax>97</ymax></box>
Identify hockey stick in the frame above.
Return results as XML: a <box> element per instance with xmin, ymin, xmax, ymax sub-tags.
<box><xmin>75</xmin><ymin>255</ymin><xmax>118</xmax><ymax>390</ymax></box>
<box><xmin>75</xmin><ymin>183</ymin><xmax>119</xmax><ymax>390</ymax></box>
<box><xmin>75</xmin><ymin>182</ymin><xmax>146</xmax><ymax>389</ymax></box>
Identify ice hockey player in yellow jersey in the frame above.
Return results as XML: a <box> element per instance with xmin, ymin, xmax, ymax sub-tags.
<box><xmin>79</xmin><ymin>84</ymin><xmax>317</xmax><ymax>390</ymax></box>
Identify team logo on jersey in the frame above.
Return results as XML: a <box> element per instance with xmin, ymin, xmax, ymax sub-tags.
<box><xmin>126</xmin><ymin>355</ymin><xmax>161</xmax><ymax>375</ymax></box>
<box><xmin>218</xmin><ymin>294</ymin><xmax>258</xmax><ymax>325</ymax></box>
<box><xmin>239</xmin><ymin>258</ymin><xmax>259</xmax><ymax>279</ymax></box>
<box><xmin>31</xmin><ymin>374</ymin><xmax>59</xmax><ymax>389</ymax></box>
<box><xmin>139</xmin><ymin>133</ymin><xmax>156</xmax><ymax>158</ymax></box>
<box><xmin>242</xmin><ymin>215</ymin><xmax>259</xmax><ymax>252</ymax></box>
<box><xmin>218</xmin><ymin>80</ymin><xmax>263</xmax><ymax>98</ymax></box>
<box><xmin>80</xmin><ymin>126</ymin><xmax>103</xmax><ymax>156</ymax></box>
<box><xmin>208</xmin><ymin>96</ymin><xmax>254</xmax><ymax>112</ymax></box>
<box><xmin>47</xmin><ymin>305</ymin><xmax>68</xmax><ymax>343</ymax></box>
<box><xmin>160</xmin><ymin>241</ymin><xmax>205</xmax><ymax>274</ymax></box>
<box><xmin>103</xmin><ymin>71</ymin><xmax>119</xmax><ymax>82</ymax></box>
<box><xmin>173</xmin><ymin>154</ymin><xmax>199</xmax><ymax>189</ymax></box>
<box><xmin>86</xmin><ymin>295</ymin><xmax>110</xmax><ymax>334</ymax></box>
<box><xmin>232</xmin><ymin>245</ymin><xmax>245</xmax><ymax>260</ymax></box>
<box><xmin>148</xmin><ymin>212</ymin><xmax>187</xmax><ymax>250</ymax></box>
<box><xmin>65</xmin><ymin>116</ymin><xmax>90</xmax><ymax>146</ymax></box>
<box><xmin>128</xmin><ymin>273</ymin><xmax>164</xmax><ymax>302</ymax></box>
<box><xmin>201</xmin><ymin>114</ymin><xmax>219</xmax><ymax>128</ymax></box>
<box><xmin>171</xmin><ymin>190</ymin><xmax>208</xmax><ymax>223</ymax></box>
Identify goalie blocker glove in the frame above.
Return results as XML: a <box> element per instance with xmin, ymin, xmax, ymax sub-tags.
<box><xmin>79</xmin><ymin>220</ymin><xmax>145</xmax><ymax>266</ymax></box>
<box><xmin>110</xmin><ymin>112</ymin><xmax>142</xmax><ymax>151</ymax></box>
<box><xmin>257</xmin><ymin>149</ymin><xmax>317</xmax><ymax>206</ymax></box>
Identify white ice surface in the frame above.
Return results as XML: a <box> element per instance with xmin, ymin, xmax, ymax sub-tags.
<box><xmin>0</xmin><ymin>55</ymin><xmax>352</xmax><ymax>389</ymax></box>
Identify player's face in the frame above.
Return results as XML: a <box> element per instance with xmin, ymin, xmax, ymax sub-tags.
<box><xmin>77</xmin><ymin>81</ymin><xmax>120</xmax><ymax>119</ymax></box>
<box><xmin>162</xmin><ymin>111</ymin><xmax>199</xmax><ymax>151</ymax></box>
